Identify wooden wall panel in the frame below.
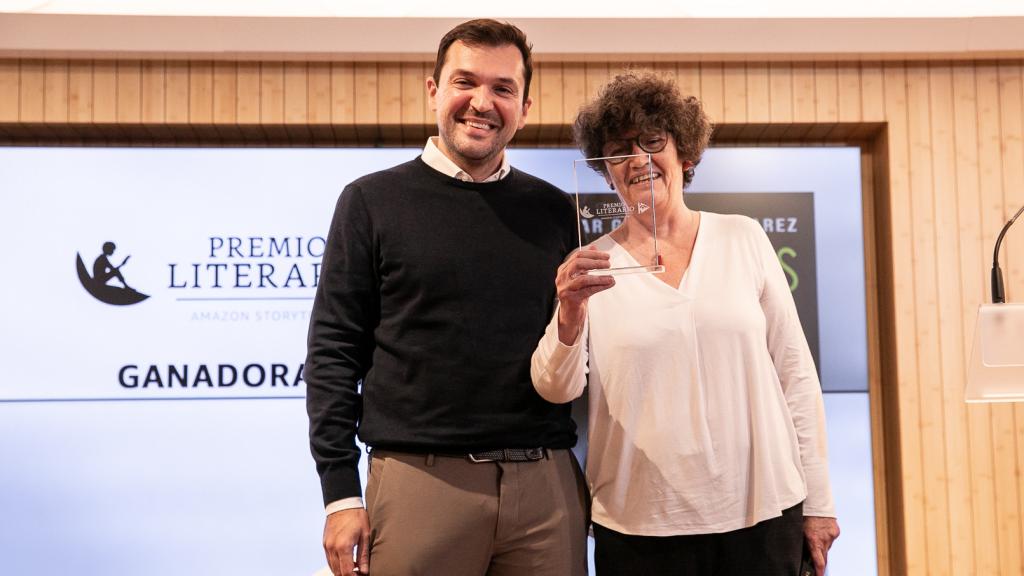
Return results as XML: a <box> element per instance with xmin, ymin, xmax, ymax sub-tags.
<box><xmin>928</xmin><ymin>62</ymin><xmax>973</xmax><ymax>576</ymax></box>
<box><xmin>0</xmin><ymin>60</ymin><xmax>18</xmax><ymax>123</ymax></box>
<box><xmin>952</xmin><ymin>62</ymin><xmax>1000</xmax><ymax>576</ymax></box>
<box><xmin>164</xmin><ymin>61</ymin><xmax>189</xmax><ymax>124</ymax></box>
<box><xmin>399</xmin><ymin>61</ymin><xmax>425</xmax><ymax>143</ymax></box>
<box><xmin>284</xmin><ymin>61</ymin><xmax>311</xmax><ymax>142</ymax></box>
<box><xmin>91</xmin><ymin>60</ymin><xmax>116</xmax><ymax>123</ymax></box>
<box><xmin>18</xmin><ymin>60</ymin><xmax>45</xmax><ymax>123</ymax></box>
<box><xmin>43</xmin><ymin>60</ymin><xmax>68</xmax><ymax>123</ymax></box>
<box><xmin>906</xmin><ymin>62</ymin><xmax>951</xmax><ymax>576</ymax></box>
<box><xmin>353</xmin><ymin>62</ymin><xmax>378</xmax><ymax>143</ymax></box>
<box><xmin>2</xmin><ymin>57</ymin><xmax>1024</xmax><ymax>576</ymax></box>
<box><xmin>996</xmin><ymin>61</ymin><xmax>1024</xmax><ymax>575</ymax></box>
<box><xmin>141</xmin><ymin>61</ymin><xmax>166</xmax><ymax>124</ymax></box>
<box><xmin>116</xmin><ymin>60</ymin><xmax>141</xmax><ymax>123</ymax></box>
<box><xmin>377</xmin><ymin>62</ymin><xmax>402</xmax><ymax>143</ymax></box>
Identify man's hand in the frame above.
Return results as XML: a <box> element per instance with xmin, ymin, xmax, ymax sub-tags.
<box><xmin>324</xmin><ymin>508</ymin><xmax>371</xmax><ymax>576</ymax></box>
<box><xmin>803</xmin><ymin>516</ymin><xmax>840</xmax><ymax>575</ymax></box>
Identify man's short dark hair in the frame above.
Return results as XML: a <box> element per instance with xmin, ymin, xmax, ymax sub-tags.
<box><xmin>574</xmin><ymin>71</ymin><xmax>713</xmax><ymax>186</ymax></box>
<box><xmin>433</xmin><ymin>19</ymin><xmax>534</xmax><ymax>103</ymax></box>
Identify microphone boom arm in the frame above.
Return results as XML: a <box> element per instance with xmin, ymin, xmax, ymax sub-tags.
<box><xmin>992</xmin><ymin>204</ymin><xmax>1024</xmax><ymax>304</ymax></box>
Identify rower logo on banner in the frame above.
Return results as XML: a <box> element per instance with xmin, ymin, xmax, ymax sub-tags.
<box><xmin>75</xmin><ymin>241</ymin><xmax>151</xmax><ymax>306</ymax></box>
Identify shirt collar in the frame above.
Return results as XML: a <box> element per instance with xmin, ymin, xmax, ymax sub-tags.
<box><xmin>421</xmin><ymin>137</ymin><xmax>510</xmax><ymax>183</ymax></box>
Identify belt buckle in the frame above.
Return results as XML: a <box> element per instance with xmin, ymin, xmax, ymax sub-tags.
<box><xmin>524</xmin><ymin>447</ymin><xmax>544</xmax><ymax>461</ymax></box>
<box><xmin>467</xmin><ymin>450</ymin><xmax>500</xmax><ymax>463</ymax></box>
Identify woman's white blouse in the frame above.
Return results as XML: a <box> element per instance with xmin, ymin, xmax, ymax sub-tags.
<box><xmin>532</xmin><ymin>211</ymin><xmax>835</xmax><ymax>536</ymax></box>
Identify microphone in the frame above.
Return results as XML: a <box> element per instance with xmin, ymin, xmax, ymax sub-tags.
<box><xmin>991</xmin><ymin>204</ymin><xmax>1024</xmax><ymax>304</ymax></box>
<box><xmin>967</xmin><ymin>203</ymin><xmax>1024</xmax><ymax>403</ymax></box>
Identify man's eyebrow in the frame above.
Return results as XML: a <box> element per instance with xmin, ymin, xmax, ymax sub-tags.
<box><xmin>448</xmin><ymin>69</ymin><xmax>519</xmax><ymax>88</ymax></box>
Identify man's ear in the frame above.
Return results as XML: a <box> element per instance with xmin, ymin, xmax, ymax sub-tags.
<box><xmin>517</xmin><ymin>96</ymin><xmax>532</xmax><ymax>130</ymax></box>
<box><xmin>426</xmin><ymin>76</ymin><xmax>439</xmax><ymax>112</ymax></box>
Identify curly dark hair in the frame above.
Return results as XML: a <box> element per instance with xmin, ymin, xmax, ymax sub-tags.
<box><xmin>574</xmin><ymin>71</ymin><xmax>713</xmax><ymax>186</ymax></box>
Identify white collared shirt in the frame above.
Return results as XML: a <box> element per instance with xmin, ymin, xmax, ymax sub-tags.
<box><xmin>421</xmin><ymin>136</ymin><xmax>510</xmax><ymax>182</ymax></box>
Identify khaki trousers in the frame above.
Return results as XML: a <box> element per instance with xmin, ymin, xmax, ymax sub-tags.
<box><xmin>365</xmin><ymin>448</ymin><xmax>589</xmax><ymax>576</ymax></box>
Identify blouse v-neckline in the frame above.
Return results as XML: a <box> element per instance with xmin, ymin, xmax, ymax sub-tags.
<box><xmin>604</xmin><ymin>211</ymin><xmax>708</xmax><ymax>295</ymax></box>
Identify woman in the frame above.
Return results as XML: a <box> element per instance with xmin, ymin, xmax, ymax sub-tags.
<box><xmin>531</xmin><ymin>71</ymin><xmax>839</xmax><ymax>575</ymax></box>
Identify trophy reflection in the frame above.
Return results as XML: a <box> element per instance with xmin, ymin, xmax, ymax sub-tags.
<box><xmin>573</xmin><ymin>153</ymin><xmax>665</xmax><ymax>275</ymax></box>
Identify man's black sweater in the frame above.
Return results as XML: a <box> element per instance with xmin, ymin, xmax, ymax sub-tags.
<box><xmin>306</xmin><ymin>157</ymin><xmax>579</xmax><ymax>504</ymax></box>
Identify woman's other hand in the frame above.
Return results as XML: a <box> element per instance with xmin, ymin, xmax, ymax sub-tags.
<box><xmin>803</xmin><ymin>515</ymin><xmax>840</xmax><ymax>575</ymax></box>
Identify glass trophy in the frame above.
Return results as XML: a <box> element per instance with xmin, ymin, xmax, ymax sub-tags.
<box><xmin>573</xmin><ymin>153</ymin><xmax>665</xmax><ymax>275</ymax></box>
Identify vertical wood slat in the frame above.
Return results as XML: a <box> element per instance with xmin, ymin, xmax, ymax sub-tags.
<box><xmin>861</xmin><ymin>62</ymin><xmax>886</xmax><ymax>123</ymax></box>
<box><xmin>584</xmin><ymin>62</ymin><xmax>609</xmax><ymax>101</ymax></box>
<box><xmin>212</xmin><ymin>62</ymin><xmax>238</xmax><ymax>123</ymax></box>
<box><xmin>996</xmin><ymin>61</ymin><xmax>1024</xmax><ymax>576</ymax></box>
<box><xmin>259</xmin><ymin>62</ymin><xmax>286</xmax><ymax>142</ymax></box>
<box><xmin>928</xmin><ymin>62</ymin><xmax>974</xmax><ymax>576</ymax></box>
<box><xmin>92</xmin><ymin>60</ymin><xmax>117</xmax><ymax>123</ymax></box>
<box><xmin>882</xmin><ymin>60</ymin><xmax>928</xmax><ymax>575</ymax></box>
<box><xmin>722</xmin><ymin>62</ymin><xmax>747</xmax><ymax>123</ymax></box>
<box><xmin>974</xmin><ymin>61</ymin><xmax>1011</xmax><ymax>575</ymax></box>
<box><xmin>525</xmin><ymin>59</ymin><xmax>543</xmax><ymax>145</ymax></box>
<box><xmin>43</xmin><ymin>60</ymin><xmax>68</xmax><ymax>123</ymax></box>
<box><xmin>792</xmin><ymin>62</ymin><xmax>816</xmax><ymax>123</ymax></box>
<box><xmin>18</xmin><ymin>60</ymin><xmax>45</xmax><ymax>122</ymax></box>
<box><xmin>140</xmin><ymin>61</ymin><xmax>166</xmax><ymax>124</ymax></box>
<box><xmin>283</xmin><ymin>61</ymin><xmax>311</xmax><ymax>142</ymax></box>
<box><xmin>116</xmin><ymin>60</ymin><xmax>141</xmax><ymax>123</ymax></box>
<box><xmin>537</xmin><ymin>61</ymin><xmax>564</xmax><ymax>143</ymax></box>
<box><xmin>164</xmin><ymin>61</ymin><xmax>189</xmax><ymax>124</ymax></box>
<box><xmin>212</xmin><ymin>61</ymin><xmax>239</xmax><ymax>141</ymax></box>
<box><xmin>0</xmin><ymin>60</ymin><xmax>19</xmax><ymax>122</ymax></box>
<box><xmin>815</xmin><ymin>61</ymin><xmax>839</xmax><ymax>122</ymax></box>
<box><xmin>953</xmin><ymin>62</ymin><xmax>1000</xmax><ymax>576</ymax></box>
<box><xmin>769</xmin><ymin>62</ymin><xmax>793</xmax><ymax>123</ymax></box>
<box><xmin>560</xmin><ymin>62</ymin><xmax>585</xmax><ymax>143</ymax></box>
<box><xmin>353</xmin><ymin>62</ymin><xmax>378</xmax><ymax>143</ymax></box>
<box><xmin>837</xmin><ymin>62</ymin><xmax>862</xmax><ymax>123</ymax></box>
<box><xmin>399</xmin><ymin>61</ymin><xmax>426</xmax><ymax>143</ymax></box>
<box><xmin>377</xmin><ymin>62</ymin><xmax>402</xmax><ymax>143</ymax></box>
<box><xmin>259</xmin><ymin>62</ymin><xmax>284</xmax><ymax>123</ymax></box>
<box><xmin>905</xmin><ymin>62</ymin><xmax>951</xmax><ymax>576</ymax></box>
<box><xmin>306</xmin><ymin>61</ymin><xmax>333</xmax><ymax>142</ymax></box>
<box><xmin>236</xmin><ymin>62</ymin><xmax>260</xmax><ymax>125</ymax></box>
<box><xmin>745</xmin><ymin>62</ymin><xmax>770</xmax><ymax>123</ymax></box>
<box><xmin>330</xmin><ymin>62</ymin><xmax>355</xmax><ymax>141</ymax></box>
<box><xmin>283</xmin><ymin>62</ymin><xmax>308</xmax><ymax>124</ymax></box>
<box><xmin>677</xmin><ymin>62</ymin><xmax>701</xmax><ymax>101</ymax></box>
<box><xmin>67</xmin><ymin>60</ymin><xmax>92</xmax><ymax>123</ymax></box>
<box><xmin>189</xmin><ymin>61</ymin><xmax>214</xmax><ymax>127</ymax></box>
<box><xmin>699</xmin><ymin>62</ymin><xmax>724</xmax><ymax>124</ymax></box>
<box><xmin>1014</xmin><ymin>61</ymin><xmax>1024</xmax><ymax>575</ymax></box>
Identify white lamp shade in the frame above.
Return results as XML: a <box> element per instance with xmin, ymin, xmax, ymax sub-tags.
<box><xmin>966</xmin><ymin>303</ymin><xmax>1024</xmax><ymax>402</ymax></box>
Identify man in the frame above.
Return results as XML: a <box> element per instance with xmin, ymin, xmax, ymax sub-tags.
<box><xmin>306</xmin><ymin>19</ymin><xmax>587</xmax><ymax>576</ymax></box>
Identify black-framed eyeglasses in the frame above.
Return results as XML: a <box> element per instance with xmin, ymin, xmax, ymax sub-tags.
<box><xmin>601</xmin><ymin>131</ymin><xmax>669</xmax><ymax>164</ymax></box>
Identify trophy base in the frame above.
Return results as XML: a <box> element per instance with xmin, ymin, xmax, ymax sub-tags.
<box><xmin>588</xmin><ymin>265</ymin><xmax>665</xmax><ymax>276</ymax></box>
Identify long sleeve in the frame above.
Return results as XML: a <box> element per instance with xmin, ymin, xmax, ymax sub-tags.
<box><xmin>530</xmin><ymin>302</ymin><xmax>589</xmax><ymax>405</ymax></box>
<box><xmin>756</xmin><ymin>224</ymin><xmax>835</xmax><ymax>518</ymax></box>
<box><xmin>305</xmin><ymin>185</ymin><xmax>379</xmax><ymax>505</ymax></box>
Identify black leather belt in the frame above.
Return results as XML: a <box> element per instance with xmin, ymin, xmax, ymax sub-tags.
<box><xmin>467</xmin><ymin>447</ymin><xmax>547</xmax><ymax>463</ymax></box>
